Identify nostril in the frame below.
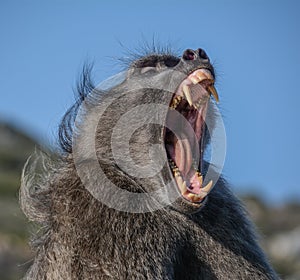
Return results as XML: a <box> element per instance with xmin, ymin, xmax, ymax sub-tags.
<box><xmin>183</xmin><ymin>49</ymin><xmax>195</xmax><ymax>61</ymax></box>
<box><xmin>198</xmin><ymin>48</ymin><xmax>209</xmax><ymax>60</ymax></box>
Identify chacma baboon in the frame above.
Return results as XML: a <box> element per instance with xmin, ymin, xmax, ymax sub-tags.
<box><xmin>20</xmin><ymin>47</ymin><xmax>279</xmax><ymax>279</ymax></box>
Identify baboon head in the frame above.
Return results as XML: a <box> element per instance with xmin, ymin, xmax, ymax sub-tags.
<box><xmin>67</xmin><ymin>48</ymin><xmax>221</xmax><ymax>214</ymax></box>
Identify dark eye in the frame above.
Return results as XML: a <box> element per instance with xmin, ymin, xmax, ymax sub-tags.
<box><xmin>164</xmin><ymin>57</ymin><xmax>180</xmax><ymax>67</ymax></box>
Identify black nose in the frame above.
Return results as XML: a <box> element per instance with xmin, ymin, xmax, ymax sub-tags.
<box><xmin>198</xmin><ymin>48</ymin><xmax>209</xmax><ymax>60</ymax></box>
<box><xmin>182</xmin><ymin>48</ymin><xmax>209</xmax><ymax>62</ymax></box>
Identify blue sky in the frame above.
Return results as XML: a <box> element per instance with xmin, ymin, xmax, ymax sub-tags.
<box><xmin>1</xmin><ymin>0</ymin><xmax>299</xmax><ymax>204</ymax></box>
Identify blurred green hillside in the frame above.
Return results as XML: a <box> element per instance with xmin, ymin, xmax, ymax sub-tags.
<box><xmin>0</xmin><ymin>123</ymin><xmax>38</xmax><ymax>196</ymax></box>
<box><xmin>0</xmin><ymin>122</ymin><xmax>36</xmax><ymax>280</ymax></box>
<box><xmin>0</xmin><ymin>121</ymin><xmax>299</xmax><ymax>280</ymax></box>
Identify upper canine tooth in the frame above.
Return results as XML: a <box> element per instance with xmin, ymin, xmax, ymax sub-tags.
<box><xmin>182</xmin><ymin>85</ymin><xmax>193</xmax><ymax>106</ymax></box>
<box><xmin>208</xmin><ymin>85</ymin><xmax>219</xmax><ymax>103</ymax></box>
<box><xmin>196</xmin><ymin>72</ymin><xmax>207</xmax><ymax>82</ymax></box>
<box><xmin>190</xmin><ymin>76</ymin><xmax>200</xmax><ymax>84</ymax></box>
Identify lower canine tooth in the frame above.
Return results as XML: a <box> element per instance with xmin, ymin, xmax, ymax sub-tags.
<box><xmin>201</xmin><ymin>180</ymin><xmax>213</xmax><ymax>193</ymax></box>
<box><xmin>182</xmin><ymin>85</ymin><xmax>193</xmax><ymax>106</ymax></box>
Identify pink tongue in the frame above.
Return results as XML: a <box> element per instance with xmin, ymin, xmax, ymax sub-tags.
<box><xmin>174</xmin><ymin>138</ymin><xmax>192</xmax><ymax>176</ymax></box>
<box><xmin>188</xmin><ymin>172</ymin><xmax>202</xmax><ymax>194</ymax></box>
<box><xmin>173</xmin><ymin>137</ymin><xmax>203</xmax><ymax>195</ymax></box>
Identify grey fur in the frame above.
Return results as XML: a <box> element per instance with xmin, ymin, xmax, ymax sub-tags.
<box><xmin>20</xmin><ymin>48</ymin><xmax>279</xmax><ymax>279</ymax></box>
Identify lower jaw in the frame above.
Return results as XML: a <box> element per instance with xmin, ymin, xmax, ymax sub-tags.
<box><xmin>169</xmin><ymin>159</ymin><xmax>213</xmax><ymax>204</ymax></box>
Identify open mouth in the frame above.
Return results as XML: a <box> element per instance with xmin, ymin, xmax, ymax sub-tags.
<box><xmin>165</xmin><ymin>69</ymin><xmax>219</xmax><ymax>204</ymax></box>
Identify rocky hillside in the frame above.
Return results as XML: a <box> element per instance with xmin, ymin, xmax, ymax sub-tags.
<box><xmin>243</xmin><ymin>196</ymin><xmax>300</xmax><ymax>279</ymax></box>
<box><xmin>0</xmin><ymin>121</ymin><xmax>299</xmax><ymax>279</ymax></box>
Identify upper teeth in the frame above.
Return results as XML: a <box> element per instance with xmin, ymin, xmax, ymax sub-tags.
<box><xmin>190</xmin><ymin>76</ymin><xmax>200</xmax><ymax>84</ymax></box>
<box><xmin>170</xmin><ymin>96</ymin><xmax>182</xmax><ymax>109</ymax></box>
<box><xmin>169</xmin><ymin>73</ymin><xmax>219</xmax><ymax>110</ymax></box>
<box><xmin>195</xmin><ymin>71</ymin><xmax>210</xmax><ymax>82</ymax></box>
<box><xmin>182</xmin><ymin>85</ymin><xmax>193</xmax><ymax>106</ymax></box>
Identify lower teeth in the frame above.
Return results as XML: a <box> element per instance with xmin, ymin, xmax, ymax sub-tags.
<box><xmin>168</xmin><ymin>159</ymin><xmax>213</xmax><ymax>203</ymax></box>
